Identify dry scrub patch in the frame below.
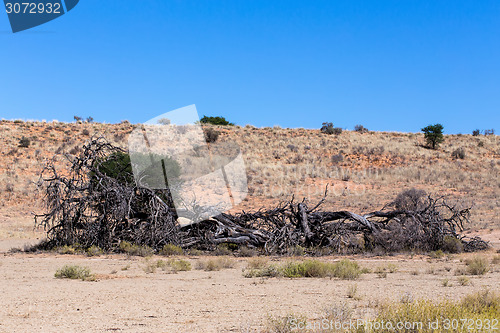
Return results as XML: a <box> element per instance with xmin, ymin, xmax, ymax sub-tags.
<box><xmin>0</xmin><ymin>252</ymin><xmax>499</xmax><ymax>332</ymax></box>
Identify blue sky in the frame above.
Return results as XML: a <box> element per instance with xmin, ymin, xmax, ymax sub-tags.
<box><xmin>1</xmin><ymin>0</ymin><xmax>499</xmax><ymax>133</ymax></box>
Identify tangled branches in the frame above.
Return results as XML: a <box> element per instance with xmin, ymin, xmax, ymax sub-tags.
<box><xmin>35</xmin><ymin>138</ymin><xmax>179</xmax><ymax>250</ymax></box>
<box><xmin>180</xmin><ymin>189</ymin><xmax>488</xmax><ymax>254</ymax></box>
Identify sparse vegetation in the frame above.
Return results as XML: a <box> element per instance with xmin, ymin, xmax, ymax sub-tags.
<box><xmin>238</xmin><ymin>246</ymin><xmax>257</xmax><ymax>257</ymax></box>
<box><xmin>372</xmin><ymin>290</ymin><xmax>500</xmax><ymax>333</ymax></box>
<box><xmin>484</xmin><ymin>129</ymin><xmax>495</xmax><ymax>136</ymax></box>
<box><xmin>246</xmin><ymin>257</ymin><xmax>269</xmax><ymax>270</ymax></box>
<box><xmin>55</xmin><ymin>265</ymin><xmax>94</xmax><ymax>281</ymax></box>
<box><xmin>441</xmin><ymin>278</ymin><xmax>452</xmax><ymax>287</ymax></box>
<box><xmin>86</xmin><ymin>245</ymin><xmax>103</xmax><ymax>256</ymax></box>
<box><xmin>119</xmin><ymin>241</ymin><xmax>154</xmax><ymax>257</ymax></box>
<box><xmin>375</xmin><ymin>263</ymin><xmax>398</xmax><ymax>274</ymax></box>
<box><xmin>244</xmin><ymin>259</ymin><xmax>365</xmax><ymax>280</ymax></box>
<box><xmin>263</xmin><ymin>291</ymin><xmax>500</xmax><ymax>332</ymax></box>
<box><xmin>465</xmin><ymin>256</ymin><xmax>490</xmax><ymax>275</ymax></box>
<box><xmin>429</xmin><ymin>250</ymin><xmax>445</xmax><ymax>259</ymax></box>
<box><xmin>346</xmin><ymin>284</ymin><xmax>361</xmax><ymax>300</ymax></box>
<box><xmin>196</xmin><ymin>257</ymin><xmax>235</xmax><ymax>271</ymax></box>
<box><xmin>146</xmin><ymin>259</ymin><xmax>192</xmax><ymax>273</ymax></box>
<box><xmin>160</xmin><ymin>244</ymin><xmax>183</xmax><ymax>256</ymax></box>
<box><xmin>458</xmin><ymin>276</ymin><xmax>471</xmax><ymax>286</ymax></box>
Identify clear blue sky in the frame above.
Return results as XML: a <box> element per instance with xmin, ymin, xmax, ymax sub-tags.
<box><xmin>1</xmin><ymin>0</ymin><xmax>499</xmax><ymax>133</ymax></box>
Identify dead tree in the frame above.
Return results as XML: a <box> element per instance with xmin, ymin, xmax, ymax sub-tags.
<box><xmin>179</xmin><ymin>189</ymin><xmax>488</xmax><ymax>254</ymax></box>
<box><xmin>35</xmin><ymin>137</ymin><xmax>179</xmax><ymax>250</ymax></box>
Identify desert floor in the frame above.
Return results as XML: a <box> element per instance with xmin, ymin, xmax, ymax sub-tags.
<box><xmin>1</xmin><ymin>234</ymin><xmax>499</xmax><ymax>333</ymax></box>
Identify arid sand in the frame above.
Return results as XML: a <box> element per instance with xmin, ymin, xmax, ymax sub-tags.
<box><xmin>1</xmin><ymin>248</ymin><xmax>499</xmax><ymax>333</ymax></box>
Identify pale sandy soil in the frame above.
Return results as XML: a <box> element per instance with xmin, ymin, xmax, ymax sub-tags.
<box><xmin>1</xmin><ymin>249</ymin><xmax>499</xmax><ymax>333</ymax></box>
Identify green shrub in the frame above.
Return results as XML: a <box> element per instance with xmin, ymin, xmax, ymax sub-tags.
<box><xmin>160</xmin><ymin>244</ymin><xmax>183</xmax><ymax>256</ymax></box>
<box><xmin>196</xmin><ymin>257</ymin><xmax>235</xmax><ymax>271</ymax></box>
<box><xmin>421</xmin><ymin>123</ymin><xmax>444</xmax><ymax>149</ymax></box>
<box><xmin>320</xmin><ymin>122</ymin><xmax>342</xmax><ymax>135</ymax></box>
<box><xmin>55</xmin><ymin>265</ymin><xmax>94</xmax><ymax>281</ymax></box>
<box><xmin>119</xmin><ymin>241</ymin><xmax>154</xmax><ymax>257</ymax></box>
<box><xmin>94</xmin><ymin>151</ymin><xmax>180</xmax><ymax>187</ymax></box>
<box><xmin>149</xmin><ymin>259</ymin><xmax>191</xmax><ymax>273</ymax></box>
<box><xmin>244</xmin><ymin>259</ymin><xmax>364</xmax><ymax>280</ymax></box>
<box><xmin>167</xmin><ymin>259</ymin><xmax>191</xmax><ymax>272</ymax></box>
<box><xmin>466</xmin><ymin>256</ymin><xmax>490</xmax><ymax>275</ymax></box>
<box><xmin>200</xmin><ymin>115</ymin><xmax>233</xmax><ymax>126</ymax></box>
<box><xmin>331</xmin><ymin>259</ymin><xmax>363</xmax><ymax>280</ymax></box>
<box><xmin>86</xmin><ymin>245</ymin><xmax>103</xmax><ymax>257</ymax></box>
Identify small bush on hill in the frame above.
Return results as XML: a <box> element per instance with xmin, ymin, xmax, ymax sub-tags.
<box><xmin>18</xmin><ymin>136</ymin><xmax>30</xmax><ymax>148</ymax></box>
<box><xmin>157</xmin><ymin>118</ymin><xmax>171</xmax><ymax>125</ymax></box>
<box><xmin>484</xmin><ymin>129</ymin><xmax>495</xmax><ymax>136</ymax></box>
<box><xmin>200</xmin><ymin>116</ymin><xmax>233</xmax><ymax>126</ymax></box>
<box><xmin>203</xmin><ymin>127</ymin><xmax>220</xmax><ymax>143</ymax></box>
<box><xmin>354</xmin><ymin>124</ymin><xmax>368</xmax><ymax>133</ymax></box>
<box><xmin>320</xmin><ymin>122</ymin><xmax>342</xmax><ymax>135</ymax></box>
<box><xmin>452</xmin><ymin>148</ymin><xmax>466</xmax><ymax>159</ymax></box>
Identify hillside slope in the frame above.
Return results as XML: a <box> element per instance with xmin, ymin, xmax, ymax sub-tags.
<box><xmin>0</xmin><ymin>120</ymin><xmax>498</xmax><ymax>238</ymax></box>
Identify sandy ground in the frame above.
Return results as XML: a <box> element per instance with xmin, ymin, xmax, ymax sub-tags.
<box><xmin>1</xmin><ymin>248</ymin><xmax>499</xmax><ymax>333</ymax></box>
